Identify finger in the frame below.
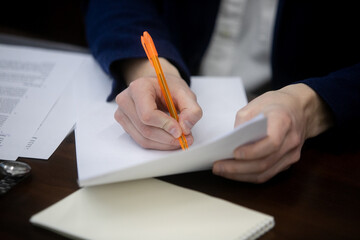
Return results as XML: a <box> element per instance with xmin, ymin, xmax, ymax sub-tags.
<box><xmin>213</xmin><ymin>138</ymin><xmax>288</xmax><ymax>175</ymax></box>
<box><xmin>233</xmin><ymin>111</ymin><xmax>292</xmax><ymax>160</ymax></box>
<box><xmin>213</xmin><ymin>147</ymin><xmax>300</xmax><ymax>183</ymax></box>
<box><xmin>116</xmin><ymin>92</ymin><xmax>182</xmax><ymax>146</ymax></box>
<box><xmin>129</xmin><ymin>79</ymin><xmax>183</xmax><ymax>138</ymax></box>
<box><xmin>115</xmin><ymin>108</ymin><xmax>185</xmax><ymax>150</ymax></box>
<box><xmin>213</xmin><ymin>156</ymin><xmax>277</xmax><ymax>176</ymax></box>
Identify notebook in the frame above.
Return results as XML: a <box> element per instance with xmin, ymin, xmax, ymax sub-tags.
<box><xmin>30</xmin><ymin>178</ymin><xmax>274</xmax><ymax>240</ymax></box>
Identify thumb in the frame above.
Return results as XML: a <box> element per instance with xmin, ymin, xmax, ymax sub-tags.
<box><xmin>234</xmin><ymin>107</ymin><xmax>257</xmax><ymax>127</ymax></box>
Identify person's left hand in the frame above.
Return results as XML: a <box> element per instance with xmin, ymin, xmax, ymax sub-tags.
<box><xmin>212</xmin><ymin>84</ymin><xmax>334</xmax><ymax>183</ymax></box>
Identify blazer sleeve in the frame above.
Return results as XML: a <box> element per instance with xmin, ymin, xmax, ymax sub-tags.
<box><xmin>272</xmin><ymin>1</ymin><xmax>360</xmax><ymax>147</ymax></box>
<box><xmin>300</xmin><ymin>63</ymin><xmax>360</xmax><ymax>128</ymax></box>
<box><xmin>84</xmin><ymin>0</ymin><xmax>191</xmax><ymax>100</ymax></box>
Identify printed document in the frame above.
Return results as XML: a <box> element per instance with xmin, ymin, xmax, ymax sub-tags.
<box><xmin>0</xmin><ymin>44</ymin><xmax>86</xmax><ymax>160</ymax></box>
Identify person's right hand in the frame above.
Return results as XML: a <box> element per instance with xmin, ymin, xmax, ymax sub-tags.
<box><xmin>114</xmin><ymin>58</ymin><xmax>202</xmax><ymax>150</ymax></box>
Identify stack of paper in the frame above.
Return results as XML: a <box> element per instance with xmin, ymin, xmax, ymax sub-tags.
<box><xmin>73</xmin><ymin>68</ymin><xmax>267</xmax><ymax>186</ymax></box>
<box><xmin>0</xmin><ymin>44</ymin><xmax>87</xmax><ymax>160</ymax></box>
<box><xmin>0</xmin><ymin>43</ymin><xmax>267</xmax><ymax>181</ymax></box>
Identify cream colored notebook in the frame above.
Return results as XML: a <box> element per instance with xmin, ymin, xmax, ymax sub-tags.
<box><xmin>30</xmin><ymin>178</ymin><xmax>274</xmax><ymax>240</ymax></box>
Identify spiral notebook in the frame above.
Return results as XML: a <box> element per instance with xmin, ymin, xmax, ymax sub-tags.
<box><xmin>30</xmin><ymin>178</ymin><xmax>274</xmax><ymax>240</ymax></box>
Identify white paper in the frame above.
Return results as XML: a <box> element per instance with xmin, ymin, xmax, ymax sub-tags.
<box><xmin>72</xmin><ymin>57</ymin><xmax>113</xmax><ymax>119</ymax></box>
<box><xmin>20</xmin><ymin>81</ymin><xmax>76</xmax><ymax>159</ymax></box>
<box><xmin>19</xmin><ymin>56</ymin><xmax>110</xmax><ymax>159</ymax></box>
<box><xmin>0</xmin><ymin>44</ymin><xmax>86</xmax><ymax>160</ymax></box>
<box><xmin>30</xmin><ymin>178</ymin><xmax>274</xmax><ymax>240</ymax></box>
<box><xmin>74</xmin><ymin>70</ymin><xmax>267</xmax><ymax>186</ymax></box>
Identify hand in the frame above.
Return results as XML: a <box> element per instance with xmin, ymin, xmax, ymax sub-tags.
<box><xmin>114</xmin><ymin>58</ymin><xmax>202</xmax><ymax>150</ymax></box>
<box><xmin>213</xmin><ymin>84</ymin><xmax>334</xmax><ymax>183</ymax></box>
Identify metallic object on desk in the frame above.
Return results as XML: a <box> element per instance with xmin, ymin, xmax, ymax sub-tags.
<box><xmin>0</xmin><ymin>161</ymin><xmax>31</xmax><ymax>195</ymax></box>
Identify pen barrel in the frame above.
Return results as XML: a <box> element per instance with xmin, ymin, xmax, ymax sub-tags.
<box><xmin>153</xmin><ymin>57</ymin><xmax>188</xmax><ymax>150</ymax></box>
<box><xmin>153</xmin><ymin>58</ymin><xmax>179</xmax><ymax>121</ymax></box>
<box><xmin>142</xmin><ymin>31</ymin><xmax>188</xmax><ymax>150</ymax></box>
<box><xmin>179</xmin><ymin>134</ymin><xmax>188</xmax><ymax>150</ymax></box>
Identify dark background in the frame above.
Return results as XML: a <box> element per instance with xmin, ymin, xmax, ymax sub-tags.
<box><xmin>0</xmin><ymin>0</ymin><xmax>87</xmax><ymax>46</ymax></box>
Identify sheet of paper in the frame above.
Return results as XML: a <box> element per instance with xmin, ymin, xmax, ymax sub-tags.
<box><xmin>20</xmin><ymin>81</ymin><xmax>76</xmax><ymax>159</ymax></box>
<box><xmin>72</xmin><ymin>57</ymin><xmax>113</xmax><ymax>119</ymax></box>
<box><xmin>30</xmin><ymin>178</ymin><xmax>274</xmax><ymax>240</ymax></box>
<box><xmin>73</xmin><ymin>67</ymin><xmax>267</xmax><ymax>186</ymax></box>
<box><xmin>0</xmin><ymin>44</ymin><xmax>86</xmax><ymax>160</ymax></box>
<box><xmin>20</xmin><ymin>56</ymin><xmax>112</xmax><ymax>159</ymax></box>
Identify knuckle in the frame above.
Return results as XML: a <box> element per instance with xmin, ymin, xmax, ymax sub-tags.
<box><xmin>292</xmin><ymin>134</ymin><xmax>302</xmax><ymax>147</ymax></box>
<box><xmin>258</xmin><ymin>161</ymin><xmax>270</xmax><ymax>172</ymax></box>
<box><xmin>169</xmin><ymin>137</ymin><xmax>179</xmax><ymax>145</ymax></box>
<box><xmin>139</xmin><ymin>125</ymin><xmax>153</xmax><ymax>139</ymax></box>
<box><xmin>115</xmin><ymin>92</ymin><xmax>126</xmax><ymax>105</ymax></box>
<box><xmin>235</xmin><ymin>109</ymin><xmax>254</xmax><ymax>124</ymax></box>
<box><xmin>269</xmin><ymin>136</ymin><xmax>282</xmax><ymax>149</ymax></box>
<box><xmin>177</xmin><ymin>87</ymin><xmax>187</xmax><ymax>96</ymax></box>
<box><xmin>139</xmin><ymin>111</ymin><xmax>152</xmax><ymax>125</ymax></box>
<box><xmin>292</xmin><ymin>150</ymin><xmax>301</xmax><ymax>163</ymax></box>
<box><xmin>128</xmin><ymin>79</ymin><xmax>146</xmax><ymax>94</ymax></box>
<box><xmin>128</xmin><ymin>79</ymin><xmax>140</xmax><ymax>88</ymax></box>
<box><xmin>236</xmin><ymin>110</ymin><xmax>248</xmax><ymax>120</ymax></box>
<box><xmin>188</xmin><ymin>90</ymin><xmax>199</xmax><ymax>102</ymax></box>
<box><xmin>161</xmin><ymin>119</ymin><xmax>172</xmax><ymax>130</ymax></box>
<box><xmin>281</xmin><ymin>113</ymin><xmax>292</xmax><ymax>128</ymax></box>
<box><xmin>136</xmin><ymin>136</ymin><xmax>153</xmax><ymax>149</ymax></box>
<box><xmin>194</xmin><ymin>106</ymin><xmax>203</xmax><ymax>119</ymax></box>
<box><xmin>138</xmin><ymin>140</ymin><xmax>151</xmax><ymax>149</ymax></box>
<box><xmin>114</xmin><ymin>110</ymin><xmax>125</xmax><ymax>124</ymax></box>
<box><xmin>254</xmin><ymin>174</ymin><xmax>269</xmax><ymax>184</ymax></box>
<box><xmin>222</xmin><ymin>164</ymin><xmax>237</xmax><ymax>175</ymax></box>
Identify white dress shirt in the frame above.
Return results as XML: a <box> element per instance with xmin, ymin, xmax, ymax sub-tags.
<box><xmin>200</xmin><ymin>0</ymin><xmax>278</xmax><ymax>92</ymax></box>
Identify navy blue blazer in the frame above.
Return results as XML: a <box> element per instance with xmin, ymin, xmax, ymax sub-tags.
<box><xmin>85</xmin><ymin>0</ymin><xmax>360</xmax><ymax>148</ymax></box>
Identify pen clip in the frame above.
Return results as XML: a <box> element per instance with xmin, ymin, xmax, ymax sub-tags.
<box><xmin>141</xmin><ymin>31</ymin><xmax>158</xmax><ymax>67</ymax></box>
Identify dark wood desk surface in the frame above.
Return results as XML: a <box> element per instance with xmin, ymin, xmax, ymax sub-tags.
<box><xmin>1</xmin><ymin>7</ymin><xmax>359</xmax><ymax>238</ymax></box>
<box><xmin>1</xmin><ymin>132</ymin><xmax>359</xmax><ymax>240</ymax></box>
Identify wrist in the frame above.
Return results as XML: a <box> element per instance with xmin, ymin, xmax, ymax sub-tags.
<box><xmin>117</xmin><ymin>58</ymin><xmax>181</xmax><ymax>85</ymax></box>
<box><xmin>279</xmin><ymin>83</ymin><xmax>334</xmax><ymax>139</ymax></box>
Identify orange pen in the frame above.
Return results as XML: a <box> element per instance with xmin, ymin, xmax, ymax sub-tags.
<box><xmin>141</xmin><ymin>31</ymin><xmax>188</xmax><ymax>150</ymax></box>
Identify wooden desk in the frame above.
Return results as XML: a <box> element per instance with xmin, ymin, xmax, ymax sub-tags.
<box><xmin>1</xmin><ymin>131</ymin><xmax>359</xmax><ymax>240</ymax></box>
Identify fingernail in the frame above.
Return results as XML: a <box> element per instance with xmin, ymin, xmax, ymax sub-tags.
<box><xmin>186</xmin><ymin>135</ymin><xmax>193</xmax><ymax>146</ymax></box>
<box><xmin>182</xmin><ymin>120</ymin><xmax>193</xmax><ymax>134</ymax></box>
<box><xmin>234</xmin><ymin>150</ymin><xmax>244</xmax><ymax>159</ymax></box>
<box><xmin>213</xmin><ymin>164</ymin><xmax>223</xmax><ymax>176</ymax></box>
<box><xmin>169</xmin><ymin>127</ymin><xmax>180</xmax><ymax>138</ymax></box>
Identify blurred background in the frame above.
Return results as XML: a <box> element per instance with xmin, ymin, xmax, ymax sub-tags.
<box><xmin>0</xmin><ymin>0</ymin><xmax>87</xmax><ymax>47</ymax></box>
